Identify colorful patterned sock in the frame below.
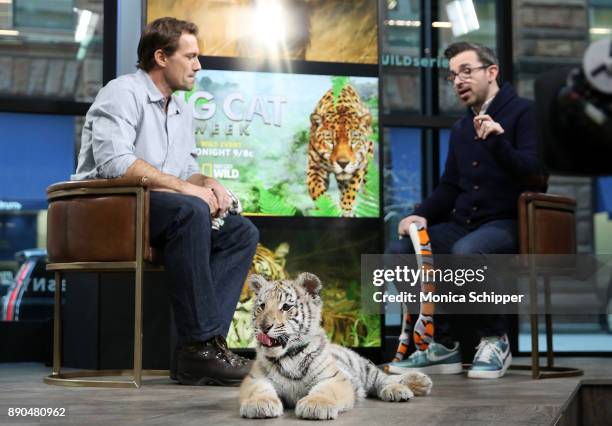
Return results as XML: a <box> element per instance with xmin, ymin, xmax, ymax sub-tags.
<box><xmin>392</xmin><ymin>312</ymin><xmax>412</xmax><ymax>362</ymax></box>
<box><xmin>413</xmin><ymin>314</ymin><xmax>434</xmax><ymax>351</ymax></box>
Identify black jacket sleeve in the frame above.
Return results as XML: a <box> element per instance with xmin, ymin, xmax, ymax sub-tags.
<box><xmin>481</xmin><ymin>103</ymin><xmax>542</xmax><ymax>179</ymax></box>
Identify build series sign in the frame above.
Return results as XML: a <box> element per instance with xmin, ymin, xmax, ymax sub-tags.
<box><xmin>380</xmin><ymin>54</ymin><xmax>450</xmax><ymax>69</ymax></box>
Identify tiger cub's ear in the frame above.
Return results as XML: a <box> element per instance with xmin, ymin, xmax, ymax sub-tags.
<box><xmin>249</xmin><ymin>274</ymin><xmax>268</xmax><ymax>295</ymax></box>
<box><xmin>295</xmin><ymin>272</ymin><xmax>322</xmax><ymax>297</ymax></box>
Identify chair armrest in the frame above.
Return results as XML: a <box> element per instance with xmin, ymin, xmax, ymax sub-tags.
<box><xmin>518</xmin><ymin>191</ymin><xmax>577</xmax><ymax>255</ymax></box>
<box><xmin>519</xmin><ymin>192</ymin><xmax>576</xmax><ymax>209</ymax></box>
<box><xmin>47</xmin><ymin>177</ymin><xmax>149</xmax><ymax>195</ymax></box>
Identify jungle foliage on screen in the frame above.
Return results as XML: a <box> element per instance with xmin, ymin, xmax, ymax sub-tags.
<box><xmin>228</xmin><ymin>227</ymin><xmax>381</xmax><ymax>348</ymax></box>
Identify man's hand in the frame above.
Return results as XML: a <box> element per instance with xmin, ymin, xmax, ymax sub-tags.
<box><xmin>398</xmin><ymin>215</ymin><xmax>427</xmax><ymax>237</ymax></box>
<box><xmin>474</xmin><ymin>114</ymin><xmax>504</xmax><ymax>140</ymax></box>
<box><xmin>183</xmin><ymin>183</ymin><xmax>220</xmax><ymax>216</ymax></box>
<box><xmin>202</xmin><ymin>177</ymin><xmax>232</xmax><ymax>214</ymax></box>
<box><xmin>122</xmin><ymin>160</ymin><xmax>221</xmax><ymax>217</ymax></box>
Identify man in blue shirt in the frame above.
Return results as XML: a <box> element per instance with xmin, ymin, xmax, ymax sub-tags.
<box><xmin>388</xmin><ymin>42</ymin><xmax>544</xmax><ymax>379</ymax></box>
<box><xmin>73</xmin><ymin>17</ymin><xmax>258</xmax><ymax>386</ymax></box>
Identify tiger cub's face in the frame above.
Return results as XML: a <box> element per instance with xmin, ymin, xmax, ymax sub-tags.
<box><xmin>248</xmin><ymin>273</ymin><xmax>323</xmax><ymax>358</ymax></box>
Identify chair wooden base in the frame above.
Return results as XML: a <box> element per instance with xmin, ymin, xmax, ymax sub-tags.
<box><xmin>518</xmin><ymin>193</ymin><xmax>583</xmax><ymax>380</ymax></box>
<box><xmin>509</xmin><ymin>364</ymin><xmax>583</xmax><ymax>379</ymax></box>
<box><xmin>524</xmin><ymin>275</ymin><xmax>583</xmax><ymax>379</ymax></box>
<box><xmin>43</xmin><ymin>370</ymin><xmax>170</xmax><ymax>388</ymax></box>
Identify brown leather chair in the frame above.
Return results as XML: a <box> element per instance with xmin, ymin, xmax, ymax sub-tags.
<box><xmin>44</xmin><ymin>177</ymin><xmax>167</xmax><ymax>388</ymax></box>
<box><xmin>515</xmin><ymin>192</ymin><xmax>583</xmax><ymax>379</ymax></box>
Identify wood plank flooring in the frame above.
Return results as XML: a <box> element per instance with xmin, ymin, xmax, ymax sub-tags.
<box><xmin>0</xmin><ymin>357</ymin><xmax>610</xmax><ymax>425</ymax></box>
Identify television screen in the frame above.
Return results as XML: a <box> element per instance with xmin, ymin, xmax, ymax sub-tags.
<box><xmin>228</xmin><ymin>223</ymin><xmax>381</xmax><ymax>348</ymax></box>
<box><xmin>147</xmin><ymin>0</ymin><xmax>377</xmax><ymax>64</ymax></box>
<box><xmin>182</xmin><ymin>70</ymin><xmax>380</xmax><ymax>217</ymax></box>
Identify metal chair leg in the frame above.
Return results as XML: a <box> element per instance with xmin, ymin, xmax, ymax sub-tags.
<box><xmin>529</xmin><ymin>262</ymin><xmax>540</xmax><ymax>379</ymax></box>
<box><xmin>544</xmin><ymin>276</ymin><xmax>554</xmax><ymax>368</ymax></box>
<box><xmin>52</xmin><ymin>271</ymin><xmax>62</xmax><ymax>376</ymax></box>
<box><xmin>44</xmin><ymin>266</ymin><xmax>168</xmax><ymax>388</ymax></box>
<box><xmin>133</xmin><ymin>261</ymin><xmax>143</xmax><ymax>388</ymax></box>
<box><xmin>530</xmin><ymin>314</ymin><xmax>540</xmax><ymax>379</ymax></box>
<box><xmin>511</xmin><ymin>273</ymin><xmax>583</xmax><ymax>379</ymax></box>
<box><xmin>511</xmin><ymin>261</ymin><xmax>583</xmax><ymax>380</ymax></box>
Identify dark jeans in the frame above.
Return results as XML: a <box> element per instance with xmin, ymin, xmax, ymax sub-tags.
<box><xmin>387</xmin><ymin>219</ymin><xmax>517</xmax><ymax>348</ymax></box>
<box><xmin>149</xmin><ymin>191</ymin><xmax>258</xmax><ymax>344</ymax></box>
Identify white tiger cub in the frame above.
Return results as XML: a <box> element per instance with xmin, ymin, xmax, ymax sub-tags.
<box><xmin>239</xmin><ymin>273</ymin><xmax>433</xmax><ymax>420</ymax></box>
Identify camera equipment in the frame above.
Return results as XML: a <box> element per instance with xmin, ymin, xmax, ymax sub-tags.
<box><xmin>536</xmin><ymin>38</ymin><xmax>612</xmax><ymax>175</ymax></box>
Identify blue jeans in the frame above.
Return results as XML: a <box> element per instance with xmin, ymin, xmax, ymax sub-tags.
<box><xmin>149</xmin><ymin>191</ymin><xmax>258</xmax><ymax>344</ymax></box>
<box><xmin>387</xmin><ymin>219</ymin><xmax>517</xmax><ymax>346</ymax></box>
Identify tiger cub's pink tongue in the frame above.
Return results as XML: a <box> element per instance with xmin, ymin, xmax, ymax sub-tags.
<box><xmin>256</xmin><ymin>332</ymin><xmax>272</xmax><ymax>347</ymax></box>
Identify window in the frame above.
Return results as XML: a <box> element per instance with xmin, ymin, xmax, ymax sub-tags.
<box><xmin>0</xmin><ymin>112</ymin><xmax>77</xmax><ymax>322</ymax></box>
<box><xmin>0</xmin><ymin>0</ymin><xmax>104</xmax><ymax>103</ymax></box>
<box><xmin>437</xmin><ymin>0</ymin><xmax>497</xmax><ymax>114</ymax></box>
<box><xmin>589</xmin><ymin>1</ymin><xmax>612</xmax><ymax>42</ymax></box>
<box><xmin>513</xmin><ymin>0</ymin><xmax>612</xmax><ymax>353</ymax></box>
<box><xmin>383</xmin><ymin>127</ymin><xmax>422</xmax><ymax>247</ymax></box>
<box><xmin>439</xmin><ymin>128</ymin><xmax>450</xmax><ymax>175</ymax></box>
<box><xmin>512</xmin><ymin>0</ymin><xmax>612</xmax><ymax>99</ymax></box>
<box><xmin>380</xmin><ymin>0</ymin><xmax>421</xmax><ymax>114</ymax></box>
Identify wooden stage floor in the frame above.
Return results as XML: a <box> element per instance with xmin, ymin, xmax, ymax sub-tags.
<box><xmin>0</xmin><ymin>357</ymin><xmax>611</xmax><ymax>425</ymax></box>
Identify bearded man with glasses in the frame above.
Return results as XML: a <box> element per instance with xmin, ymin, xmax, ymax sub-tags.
<box><xmin>388</xmin><ymin>42</ymin><xmax>545</xmax><ymax>379</ymax></box>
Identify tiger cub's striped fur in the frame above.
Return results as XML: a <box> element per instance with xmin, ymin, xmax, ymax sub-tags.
<box><xmin>239</xmin><ymin>273</ymin><xmax>433</xmax><ymax>420</ymax></box>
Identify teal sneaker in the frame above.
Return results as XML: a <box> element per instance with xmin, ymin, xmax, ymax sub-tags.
<box><xmin>468</xmin><ymin>335</ymin><xmax>512</xmax><ymax>379</ymax></box>
<box><xmin>386</xmin><ymin>342</ymin><xmax>462</xmax><ymax>375</ymax></box>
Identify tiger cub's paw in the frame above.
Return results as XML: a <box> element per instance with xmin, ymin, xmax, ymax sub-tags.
<box><xmin>239</xmin><ymin>395</ymin><xmax>283</xmax><ymax>419</ymax></box>
<box><xmin>399</xmin><ymin>371</ymin><xmax>433</xmax><ymax>396</ymax></box>
<box><xmin>295</xmin><ymin>395</ymin><xmax>340</xmax><ymax>420</ymax></box>
<box><xmin>379</xmin><ymin>383</ymin><xmax>414</xmax><ymax>402</ymax></box>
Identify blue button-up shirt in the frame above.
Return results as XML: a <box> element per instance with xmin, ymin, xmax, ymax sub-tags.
<box><xmin>72</xmin><ymin>69</ymin><xmax>199</xmax><ymax>181</ymax></box>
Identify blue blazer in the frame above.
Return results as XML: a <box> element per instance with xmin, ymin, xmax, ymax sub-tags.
<box><xmin>414</xmin><ymin>83</ymin><xmax>545</xmax><ymax>229</ymax></box>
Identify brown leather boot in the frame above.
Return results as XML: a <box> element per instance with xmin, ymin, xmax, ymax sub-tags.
<box><xmin>176</xmin><ymin>336</ymin><xmax>252</xmax><ymax>386</ymax></box>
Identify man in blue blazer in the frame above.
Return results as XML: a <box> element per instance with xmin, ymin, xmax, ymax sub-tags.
<box><xmin>388</xmin><ymin>42</ymin><xmax>544</xmax><ymax>379</ymax></box>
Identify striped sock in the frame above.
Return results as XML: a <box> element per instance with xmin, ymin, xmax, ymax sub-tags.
<box><xmin>413</xmin><ymin>314</ymin><xmax>434</xmax><ymax>351</ymax></box>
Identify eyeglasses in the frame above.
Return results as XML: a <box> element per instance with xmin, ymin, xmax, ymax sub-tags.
<box><xmin>446</xmin><ymin>65</ymin><xmax>490</xmax><ymax>83</ymax></box>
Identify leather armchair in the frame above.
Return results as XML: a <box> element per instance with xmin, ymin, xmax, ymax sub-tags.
<box><xmin>516</xmin><ymin>192</ymin><xmax>583</xmax><ymax>379</ymax></box>
<box><xmin>44</xmin><ymin>177</ymin><xmax>166</xmax><ymax>388</ymax></box>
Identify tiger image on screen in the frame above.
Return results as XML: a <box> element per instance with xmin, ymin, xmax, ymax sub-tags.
<box><xmin>228</xmin><ymin>243</ymin><xmax>290</xmax><ymax>348</ymax></box>
<box><xmin>307</xmin><ymin>84</ymin><xmax>374</xmax><ymax>217</ymax></box>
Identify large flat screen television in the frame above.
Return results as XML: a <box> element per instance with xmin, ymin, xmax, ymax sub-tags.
<box><xmin>181</xmin><ymin>69</ymin><xmax>380</xmax><ymax>218</ymax></box>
